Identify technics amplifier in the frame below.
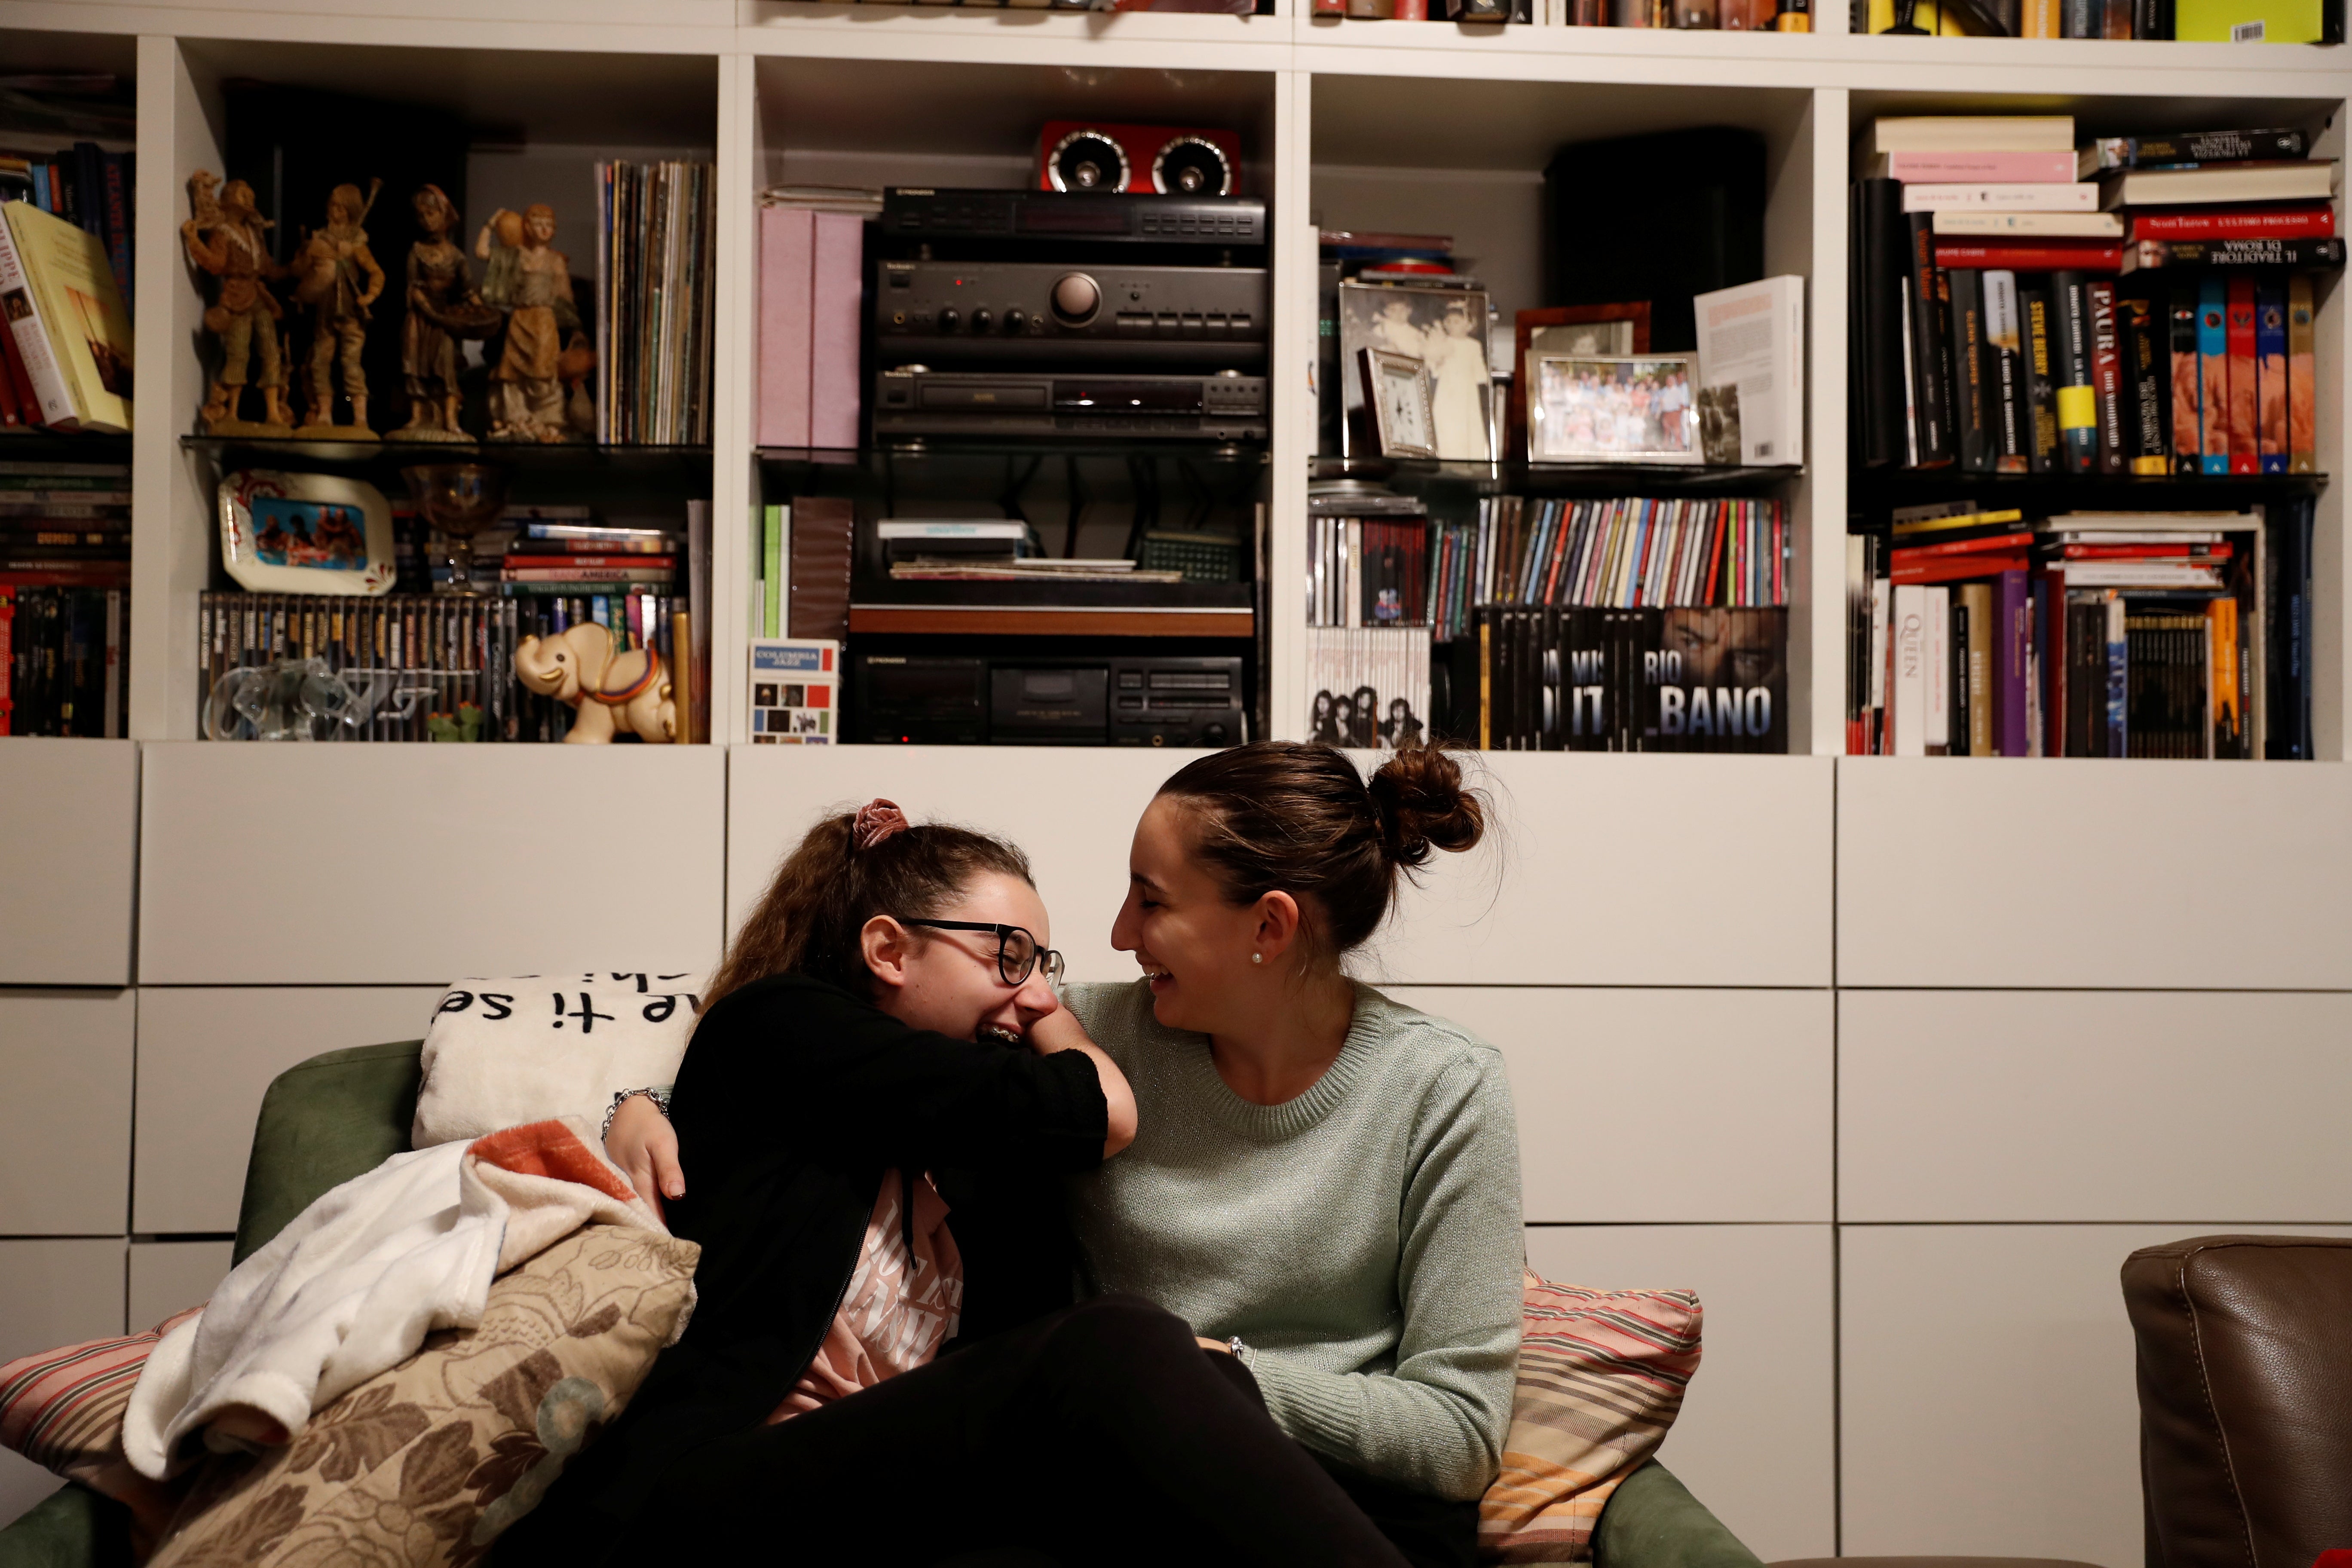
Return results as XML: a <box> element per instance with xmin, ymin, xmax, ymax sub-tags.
<box><xmin>872</xmin><ymin>370</ymin><xmax>1268</xmax><ymax>439</ymax></box>
<box><xmin>1109</xmin><ymin>655</ymin><xmax>1246</xmax><ymax>747</ymax></box>
<box><xmin>875</xmin><ymin>260</ymin><xmax>1268</xmax><ymax>368</ymax></box>
<box><xmin>881</xmin><ymin>189</ymin><xmax>1267</xmax><ymax>249</ymax></box>
<box><xmin>855</xmin><ymin>655</ymin><xmax>986</xmax><ymax>745</ymax></box>
<box><xmin>856</xmin><ymin>653</ymin><xmax>1247</xmax><ymax>745</ymax></box>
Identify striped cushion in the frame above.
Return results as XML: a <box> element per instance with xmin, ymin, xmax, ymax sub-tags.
<box><xmin>1477</xmin><ymin>1270</ymin><xmax>1703</xmax><ymax>1564</ymax></box>
<box><xmin>0</xmin><ymin>1307</ymin><xmax>199</xmax><ymax>1500</ymax></box>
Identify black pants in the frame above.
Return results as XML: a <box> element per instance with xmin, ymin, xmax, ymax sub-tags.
<box><xmin>618</xmin><ymin>1295</ymin><xmax>1473</xmax><ymax>1568</ymax></box>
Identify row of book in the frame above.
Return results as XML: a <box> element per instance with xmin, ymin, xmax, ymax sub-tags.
<box><xmin>1427</xmin><ymin>496</ymin><xmax>1788</xmax><ymax>642</ymax></box>
<box><xmin>196</xmin><ymin>591</ymin><xmax>693</xmax><ymax>744</ymax></box>
<box><xmin>2</xmin><ymin>460</ymin><xmax>128</xmax><ymax>588</ymax></box>
<box><xmin>594</xmin><ymin>160</ymin><xmax>717</xmax><ymax>447</ymax></box>
<box><xmin>1853</xmin><ymin>117</ymin><xmax>2339</xmax><ymax>474</ymax></box>
<box><xmin>1450</xmin><ymin>604</ymin><xmax>1790</xmax><ymax>752</ymax></box>
<box><xmin>1843</xmin><ymin>499</ymin><xmax>2313</xmax><ymax>758</ymax></box>
<box><xmin>1323</xmin><ymin>0</ymin><xmax>1809</xmax><ymax>23</ymax></box>
<box><xmin>1857</xmin><ymin>0</ymin><xmax>2338</xmax><ymax>37</ymax></box>
<box><xmin>1</xmin><ymin>586</ymin><xmax>125</xmax><ymax>737</ymax></box>
<box><xmin>0</xmin><ymin>142</ymin><xmax>132</xmax><ymax>307</ymax></box>
<box><xmin>0</xmin><ymin>199</ymin><xmax>137</xmax><ymax>435</ymax></box>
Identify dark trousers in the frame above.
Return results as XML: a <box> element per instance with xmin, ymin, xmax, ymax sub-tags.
<box><xmin>617</xmin><ymin>1295</ymin><xmax>1471</xmax><ymax>1568</ymax></box>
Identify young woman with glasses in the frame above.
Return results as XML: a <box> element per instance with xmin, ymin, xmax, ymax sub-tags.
<box><xmin>508</xmin><ymin>799</ymin><xmax>1415</xmax><ymax>1568</ymax></box>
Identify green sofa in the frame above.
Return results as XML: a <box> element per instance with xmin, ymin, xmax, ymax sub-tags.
<box><xmin>0</xmin><ymin>1041</ymin><xmax>1765</xmax><ymax>1568</ymax></box>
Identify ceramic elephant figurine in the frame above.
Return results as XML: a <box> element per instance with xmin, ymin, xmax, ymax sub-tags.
<box><xmin>513</xmin><ymin>621</ymin><xmax>675</xmax><ymax>744</ymax></box>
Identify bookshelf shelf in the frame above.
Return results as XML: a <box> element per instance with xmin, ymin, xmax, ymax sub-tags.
<box><xmin>848</xmin><ymin>603</ymin><xmax>1254</xmax><ymax>636</ymax></box>
<box><xmin>0</xmin><ymin>432</ymin><xmax>132</xmax><ymax>468</ymax></box>
<box><xmin>179</xmin><ymin>436</ymin><xmax>717</xmax><ymax>486</ymax></box>
<box><xmin>1316</xmin><ymin>455</ymin><xmax>1801</xmax><ymax>498</ymax></box>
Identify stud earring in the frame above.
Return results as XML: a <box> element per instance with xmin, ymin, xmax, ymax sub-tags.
<box><xmin>1251</xmin><ymin>952</ymin><xmax>1263</xmax><ymax>965</ymax></box>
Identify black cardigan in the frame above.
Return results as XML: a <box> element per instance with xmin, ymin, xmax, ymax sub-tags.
<box><xmin>503</xmin><ymin>973</ymin><xmax>1109</xmax><ymax>1562</ymax></box>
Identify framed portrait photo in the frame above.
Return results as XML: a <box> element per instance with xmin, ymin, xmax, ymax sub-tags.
<box><xmin>1337</xmin><ymin>280</ymin><xmax>1494</xmax><ymax>461</ymax></box>
<box><xmin>1362</xmin><ymin>348</ymin><xmax>1437</xmax><ymax>460</ymax></box>
<box><xmin>218</xmin><ymin>469</ymin><xmax>398</xmax><ymax>594</ymax></box>
<box><xmin>1509</xmin><ymin>303</ymin><xmax>1651</xmax><ymax>458</ymax></box>
<box><xmin>1527</xmin><ymin>352</ymin><xmax>1702</xmax><ymax>465</ymax></box>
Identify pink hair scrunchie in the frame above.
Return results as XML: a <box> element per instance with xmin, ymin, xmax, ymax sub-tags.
<box><xmin>852</xmin><ymin>798</ymin><xmax>910</xmax><ymax>851</ymax></box>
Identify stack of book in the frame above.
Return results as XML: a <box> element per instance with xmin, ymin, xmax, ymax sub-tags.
<box><xmin>0</xmin><ymin>199</ymin><xmax>136</xmax><ymax>435</ymax></box>
<box><xmin>1853</xmin><ymin>116</ymin><xmax>2338</xmax><ymax>475</ymax></box>
<box><xmin>1</xmin><ymin>458</ymin><xmax>130</xmax><ymax>735</ymax></box>
<box><xmin>594</xmin><ymin>160</ymin><xmax>716</xmax><ymax>446</ymax></box>
<box><xmin>1324</xmin><ymin>0</ymin><xmax>1810</xmax><ymax>26</ymax></box>
<box><xmin>1845</xmin><ymin>496</ymin><xmax>2312</xmax><ymax>757</ymax></box>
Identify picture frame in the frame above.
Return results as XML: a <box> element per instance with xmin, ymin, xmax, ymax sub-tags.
<box><xmin>1337</xmin><ymin>280</ymin><xmax>1494</xmax><ymax>461</ymax></box>
<box><xmin>1361</xmin><ymin>348</ymin><xmax>1437</xmax><ymax>460</ymax></box>
<box><xmin>1527</xmin><ymin>352</ymin><xmax>1703</xmax><ymax>464</ymax></box>
<box><xmin>1510</xmin><ymin>303</ymin><xmax>1651</xmax><ymax>458</ymax></box>
<box><xmin>218</xmin><ymin>469</ymin><xmax>398</xmax><ymax>594</ymax></box>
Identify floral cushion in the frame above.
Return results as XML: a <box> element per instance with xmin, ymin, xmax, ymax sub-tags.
<box><xmin>147</xmin><ymin>1223</ymin><xmax>696</xmax><ymax>1568</ymax></box>
<box><xmin>1477</xmin><ymin>1270</ymin><xmax>1704</xmax><ymax>1565</ymax></box>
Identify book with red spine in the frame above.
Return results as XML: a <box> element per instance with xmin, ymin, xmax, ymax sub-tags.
<box><xmin>1933</xmin><ymin>242</ymin><xmax>2121</xmax><ymax>272</ymax></box>
<box><xmin>2225</xmin><ymin>276</ymin><xmax>2257</xmax><ymax>475</ymax></box>
<box><xmin>2062</xmin><ymin>542</ymin><xmax>2232</xmax><ymax>559</ymax></box>
<box><xmin>1890</xmin><ymin>551</ymin><xmax>2029</xmax><ymax>585</ymax></box>
<box><xmin>2128</xmin><ymin>204</ymin><xmax>2334</xmax><ymax>241</ymax></box>
<box><xmin>0</xmin><ymin>318</ymin><xmax>40</xmax><ymax>429</ymax></box>
<box><xmin>1893</xmin><ymin>530</ymin><xmax>2035</xmax><ymax>562</ymax></box>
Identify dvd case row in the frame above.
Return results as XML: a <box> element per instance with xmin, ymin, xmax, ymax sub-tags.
<box><xmin>197</xmin><ymin>591</ymin><xmax>686</xmax><ymax>743</ymax></box>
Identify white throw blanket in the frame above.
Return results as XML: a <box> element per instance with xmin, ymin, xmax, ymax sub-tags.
<box><xmin>123</xmin><ymin>1116</ymin><xmax>670</xmax><ymax>1480</ymax></box>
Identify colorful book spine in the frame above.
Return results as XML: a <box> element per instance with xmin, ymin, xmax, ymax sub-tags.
<box><xmin>2196</xmin><ymin>277</ymin><xmax>2228</xmax><ymax>476</ymax></box>
<box><xmin>2287</xmin><ymin>275</ymin><xmax>2316</xmax><ymax>474</ymax></box>
<box><xmin>2051</xmin><ymin>271</ymin><xmax>2097</xmax><ymax>475</ymax></box>
<box><xmin>2168</xmin><ymin>283</ymin><xmax>2201</xmax><ymax>477</ymax></box>
<box><xmin>2088</xmin><ymin>280</ymin><xmax>2122</xmax><ymax>476</ymax></box>
<box><xmin>2224</xmin><ymin>276</ymin><xmax>2257</xmax><ymax>476</ymax></box>
<box><xmin>2255</xmin><ymin>281</ymin><xmax>2288</xmax><ymax>475</ymax></box>
<box><xmin>0</xmin><ymin>203</ymin><xmax>77</xmax><ymax>427</ymax></box>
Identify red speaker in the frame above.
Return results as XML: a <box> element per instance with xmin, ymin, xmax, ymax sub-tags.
<box><xmin>1036</xmin><ymin>121</ymin><xmax>1243</xmax><ymax>197</ymax></box>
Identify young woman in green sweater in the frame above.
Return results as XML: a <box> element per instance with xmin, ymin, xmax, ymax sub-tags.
<box><xmin>601</xmin><ymin>742</ymin><xmax>1523</xmax><ymax>1568</ymax></box>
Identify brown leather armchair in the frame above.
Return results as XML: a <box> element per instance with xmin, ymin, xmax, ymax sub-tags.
<box><xmin>2122</xmin><ymin>1234</ymin><xmax>2352</xmax><ymax>1568</ymax></box>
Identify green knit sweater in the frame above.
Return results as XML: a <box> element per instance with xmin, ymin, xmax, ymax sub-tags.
<box><xmin>1062</xmin><ymin>979</ymin><xmax>1525</xmax><ymax>1502</ymax></box>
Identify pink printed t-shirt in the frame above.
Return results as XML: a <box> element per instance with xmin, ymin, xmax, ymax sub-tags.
<box><xmin>769</xmin><ymin>1168</ymin><xmax>964</xmax><ymax>1421</ymax></box>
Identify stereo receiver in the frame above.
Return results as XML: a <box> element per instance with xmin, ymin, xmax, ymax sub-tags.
<box><xmin>875</xmin><ymin>260</ymin><xmax>1268</xmax><ymax>368</ymax></box>
<box><xmin>872</xmin><ymin>370</ymin><xmax>1268</xmax><ymax>439</ymax></box>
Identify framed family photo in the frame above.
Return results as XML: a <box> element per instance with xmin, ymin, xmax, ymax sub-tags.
<box><xmin>1337</xmin><ymin>280</ymin><xmax>1494</xmax><ymax>461</ymax></box>
<box><xmin>1509</xmin><ymin>303</ymin><xmax>1650</xmax><ymax>457</ymax></box>
<box><xmin>1527</xmin><ymin>353</ymin><xmax>1702</xmax><ymax>464</ymax></box>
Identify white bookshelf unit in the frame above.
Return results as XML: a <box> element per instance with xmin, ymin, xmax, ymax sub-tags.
<box><xmin>2</xmin><ymin>3</ymin><xmax>2347</xmax><ymax>1559</ymax></box>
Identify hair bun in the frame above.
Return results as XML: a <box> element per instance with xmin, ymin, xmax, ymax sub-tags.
<box><xmin>1366</xmin><ymin>744</ymin><xmax>1486</xmax><ymax>870</ymax></box>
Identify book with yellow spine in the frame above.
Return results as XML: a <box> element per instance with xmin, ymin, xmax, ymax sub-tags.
<box><xmin>1</xmin><ymin>200</ymin><xmax>133</xmax><ymax>433</ymax></box>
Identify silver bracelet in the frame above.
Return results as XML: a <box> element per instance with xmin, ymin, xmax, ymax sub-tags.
<box><xmin>601</xmin><ymin>1086</ymin><xmax>671</xmax><ymax>1140</ymax></box>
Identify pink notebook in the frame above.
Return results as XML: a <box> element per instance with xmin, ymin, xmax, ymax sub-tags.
<box><xmin>810</xmin><ymin>213</ymin><xmax>864</xmax><ymax>451</ymax></box>
<box><xmin>759</xmin><ymin>206</ymin><xmax>814</xmax><ymax>449</ymax></box>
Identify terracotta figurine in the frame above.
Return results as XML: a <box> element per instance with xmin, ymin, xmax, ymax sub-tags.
<box><xmin>397</xmin><ymin>184</ymin><xmax>495</xmax><ymax>441</ymax></box>
<box><xmin>291</xmin><ymin>179</ymin><xmax>386</xmax><ymax>438</ymax></box>
<box><xmin>476</xmin><ymin>204</ymin><xmax>591</xmax><ymax>443</ymax></box>
<box><xmin>181</xmin><ymin>171</ymin><xmax>293</xmax><ymax>435</ymax></box>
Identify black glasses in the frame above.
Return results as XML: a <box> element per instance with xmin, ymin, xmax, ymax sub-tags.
<box><xmin>901</xmin><ymin>919</ymin><xmax>1066</xmax><ymax>988</ymax></box>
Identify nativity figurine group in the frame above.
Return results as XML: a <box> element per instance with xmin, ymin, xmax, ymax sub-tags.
<box><xmin>183</xmin><ymin>172</ymin><xmax>597</xmax><ymax>444</ymax></box>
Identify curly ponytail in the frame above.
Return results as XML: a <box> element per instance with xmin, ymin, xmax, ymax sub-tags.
<box><xmin>704</xmin><ymin>805</ymin><xmax>1033</xmax><ymax>1013</ymax></box>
